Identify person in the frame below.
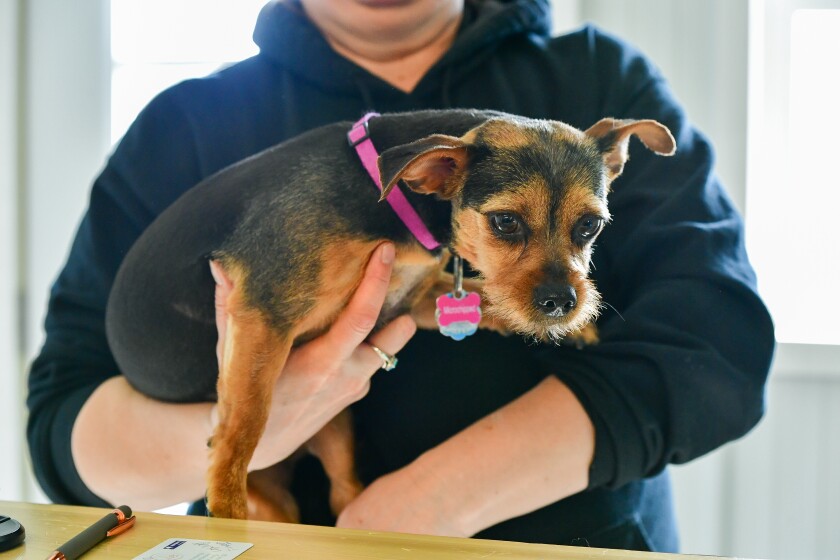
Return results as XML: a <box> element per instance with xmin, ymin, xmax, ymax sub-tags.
<box><xmin>26</xmin><ymin>0</ymin><xmax>775</xmax><ymax>552</ymax></box>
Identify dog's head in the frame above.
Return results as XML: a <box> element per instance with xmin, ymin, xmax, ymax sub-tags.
<box><xmin>378</xmin><ymin>115</ymin><xmax>675</xmax><ymax>341</ymax></box>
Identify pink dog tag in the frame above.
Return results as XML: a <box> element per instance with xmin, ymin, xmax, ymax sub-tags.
<box><xmin>435</xmin><ymin>255</ymin><xmax>481</xmax><ymax>341</ymax></box>
<box><xmin>436</xmin><ymin>291</ymin><xmax>482</xmax><ymax>341</ymax></box>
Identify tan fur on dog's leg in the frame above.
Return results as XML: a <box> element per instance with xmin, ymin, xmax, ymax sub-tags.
<box><xmin>306</xmin><ymin>409</ymin><xmax>364</xmax><ymax>516</ymax></box>
<box><xmin>564</xmin><ymin>322</ymin><xmax>600</xmax><ymax>348</ymax></box>
<box><xmin>207</xmin><ymin>280</ymin><xmax>293</xmax><ymax>519</ymax></box>
<box><xmin>246</xmin><ymin>461</ymin><xmax>301</xmax><ymax>523</ymax></box>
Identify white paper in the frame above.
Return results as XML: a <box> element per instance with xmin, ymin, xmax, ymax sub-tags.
<box><xmin>132</xmin><ymin>538</ymin><xmax>253</xmax><ymax>560</ymax></box>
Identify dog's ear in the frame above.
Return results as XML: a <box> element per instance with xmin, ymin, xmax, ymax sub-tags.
<box><xmin>378</xmin><ymin>134</ymin><xmax>469</xmax><ymax>200</ymax></box>
<box><xmin>585</xmin><ymin>118</ymin><xmax>676</xmax><ymax>180</ymax></box>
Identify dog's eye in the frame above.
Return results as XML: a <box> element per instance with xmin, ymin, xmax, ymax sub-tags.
<box><xmin>489</xmin><ymin>213</ymin><xmax>523</xmax><ymax>236</ymax></box>
<box><xmin>574</xmin><ymin>215</ymin><xmax>604</xmax><ymax>243</ymax></box>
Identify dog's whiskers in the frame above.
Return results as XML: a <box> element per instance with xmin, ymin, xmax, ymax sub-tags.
<box><xmin>601</xmin><ymin>300</ymin><xmax>625</xmax><ymax>322</ymax></box>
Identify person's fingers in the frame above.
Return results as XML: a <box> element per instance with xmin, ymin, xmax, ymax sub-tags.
<box><xmin>356</xmin><ymin>315</ymin><xmax>417</xmax><ymax>371</ymax></box>
<box><xmin>214</xmin><ymin>283</ymin><xmax>226</xmax><ymax>367</ymax></box>
<box><xmin>210</xmin><ymin>260</ymin><xmax>234</xmax><ymax>366</ymax></box>
<box><xmin>322</xmin><ymin>243</ymin><xmax>395</xmax><ymax>358</ymax></box>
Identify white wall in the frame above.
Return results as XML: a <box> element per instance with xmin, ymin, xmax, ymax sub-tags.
<box><xmin>24</xmin><ymin>0</ymin><xmax>111</xmax><ymax>362</ymax></box>
<box><xmin>0</xmin><ymin>0</ymin><xmax>24</xmax><ymax>503</ymax></box>
<box><xmin>730</xmin><ymin>349</ymin><xmax>840</xmax><ymax>560</ymax></box>
<box><xmin>571</xmin><ymin>0</ymin><xmax>750</xmax><ymax>212</ymax></box>
<box><xmin>0</xmin><ymin>0</ymin><xmax>111</xmax><ymax>505</ymax></box>
<box><xmin>22</xmin><ymin>0</ymin><xmax>111</xmax><ymax>501</ymax></box>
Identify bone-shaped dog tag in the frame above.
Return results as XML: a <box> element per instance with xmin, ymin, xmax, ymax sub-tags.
<box><xmin>436</xmin><ymin>291</ymin><xmax>481</xmax><ymax>341</ymax></box>
<box><xmin>435</xmin><ymin>254</ymin><xmax>481</xmax><ymax>341</ymax></box>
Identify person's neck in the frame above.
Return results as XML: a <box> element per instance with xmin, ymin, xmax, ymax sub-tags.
<box><xmin>302</xmin><ymin>3</ymin><xmax>463</xmax><ymax>93</ymax></box>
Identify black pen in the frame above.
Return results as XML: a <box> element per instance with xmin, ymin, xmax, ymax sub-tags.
<box><xmin>47</xmin><ymin>505</ymin><xmax>136</xmax><ymax>560</ymax></box>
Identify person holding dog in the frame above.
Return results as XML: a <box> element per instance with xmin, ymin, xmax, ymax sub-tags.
<box><xmin>27</xmin><ymin>0</ymin><xmax>775</xmax><ymax>552</ymax></box>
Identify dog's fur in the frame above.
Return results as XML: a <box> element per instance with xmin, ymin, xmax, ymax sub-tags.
<box><xmin>105</xmin><ymin>109</ymin><xmax>675</xmax><ymax>520</ymax></box>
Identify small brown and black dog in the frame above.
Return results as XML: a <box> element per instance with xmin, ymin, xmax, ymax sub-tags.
<box><xmin>105</xmin><ymin>110</ymin><xmax>674</xmax><ymax>520</ymax></box>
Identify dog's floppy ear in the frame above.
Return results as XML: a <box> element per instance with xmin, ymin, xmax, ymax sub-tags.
<box><xmin>378</xmin><ymin>134</ymin><xmax>469</xmax><ymax>200</ymax></box>
<box><xmin>585</xmin><ymin>118</ymin><xmax>676</xmax><ymax>181</ymax></box>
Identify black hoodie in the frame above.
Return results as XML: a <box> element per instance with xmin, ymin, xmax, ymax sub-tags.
<box><xmin>27</xmin><ymin>0</ymin><xmax>774</xmax><ymax>552</ymax></box>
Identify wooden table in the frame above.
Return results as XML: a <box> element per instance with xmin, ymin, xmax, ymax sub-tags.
<box><xmin>0</xmin><ymin>501</ymin><xmax>744</xmax><ymax>559</ymax></box>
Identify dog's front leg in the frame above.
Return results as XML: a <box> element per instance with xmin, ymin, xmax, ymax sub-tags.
<box><xmin>306</xmin><ymin>409</ymin><xmax>364</xmax><ymax>516</ymax></box>
<box><xmin>562</xmin><ymin>322</ymin><xmax>600</xmax><ymax>348</ymax></box>
<box><xmin>246</xmin><ymin>461</ymin><xmax>301</xmax><ymax>523</ymax></box>
<box><xmin>207</xmin><ymin>268</ymin><xmax>293</xmax><ymax>520</ymax></box>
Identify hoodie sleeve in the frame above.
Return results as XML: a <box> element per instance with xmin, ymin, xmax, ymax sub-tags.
<box><xmin>535</xmin><ymin>27</ymin><xmax>775</xmax><ymax>489</ymax></box>
<box><xmin>26</xmin><ymin>88</ymin><xmax>202</xmax><ymax>505</ymax></box>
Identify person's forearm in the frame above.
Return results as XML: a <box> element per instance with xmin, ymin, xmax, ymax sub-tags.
<box><xmin>409</xmin><ymin>376</ymin><xmax>595</xmax><ymax>536</ymax></box>
<box><xmin>72</xmin><ymin>376</ymin><xmax>213</xmax><ymax>510</ymax></box>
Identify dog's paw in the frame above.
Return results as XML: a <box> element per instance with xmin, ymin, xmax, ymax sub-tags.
<box><xmin>329</xmin><ymin>478</ymin><xmax>365</xmax><ymax>517</ymax></box>
<box><xmin>562</xmin><ymin>323</ymin><xmax>599</xmax><ymax>349</ymax></box>
<box><xmin>206</xmin><ymin>493</ymin><xmax>248</xmax><ymax>520</ymax></box>
<box><xmin>246</xmin><ymin>463</ymin><xmax>301</xmax><ymax>523</ymax></box>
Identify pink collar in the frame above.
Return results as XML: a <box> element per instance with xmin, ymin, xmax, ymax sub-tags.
<box><xmin>348</xmin><ymin>112</ymin><xmax>442</xmax><ymax>252</ymax></box>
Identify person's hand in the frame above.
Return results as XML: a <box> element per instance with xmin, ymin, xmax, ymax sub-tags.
<box><xmin>210</xmin><ymin>242</ymin><xmax>416</xmax><ymax>470</ymax></box>
<box><xmin>335</xmin><ymin>462</ymin><xmax>467</xmax><ymax>537</ymax></box>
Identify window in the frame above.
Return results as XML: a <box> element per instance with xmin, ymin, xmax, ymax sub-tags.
<box><xmin>110</xmin><ymin>0</ymin><xmax>268</xmax><ymax>144</ymax></box>
<box><xmin>746</xmin><ymin>1</ymin><xmax>840</xmax><ymax>345</ymax></box>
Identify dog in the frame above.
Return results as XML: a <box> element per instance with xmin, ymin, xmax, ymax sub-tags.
<box><xmin>105</xmin><ymin>109</ymin><xmax>675</xmax><ymax>520</ymax></box>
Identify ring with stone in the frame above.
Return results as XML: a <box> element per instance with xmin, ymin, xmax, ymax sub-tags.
<box><xmin>369</xmin><ymin>344</ymin><xmax>398</xmax><ymax>371</ymax></box>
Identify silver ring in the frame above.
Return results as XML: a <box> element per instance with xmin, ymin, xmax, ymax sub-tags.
<box><xmin>369</xmin><ymin>344</ymin><xmax>398</xmax><ymax>371</ymax></box>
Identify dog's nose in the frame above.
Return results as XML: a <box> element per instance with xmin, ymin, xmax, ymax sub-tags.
<box><xmin>534</xmin><ymin>284</ymin><xmax>577</xmax><ymax>317</ymax></box>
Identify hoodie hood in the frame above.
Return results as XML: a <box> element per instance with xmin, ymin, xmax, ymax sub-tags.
<box><xmin>253</xmin><ymin>0</ymin><xmax>551</xmax><ymax>102</ymax></box>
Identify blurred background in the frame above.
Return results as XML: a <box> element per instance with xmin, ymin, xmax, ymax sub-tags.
<box><xmin>1</xmin><ymin>0</ymin><xmax>839</xmax><ymax>558</ymax></box>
